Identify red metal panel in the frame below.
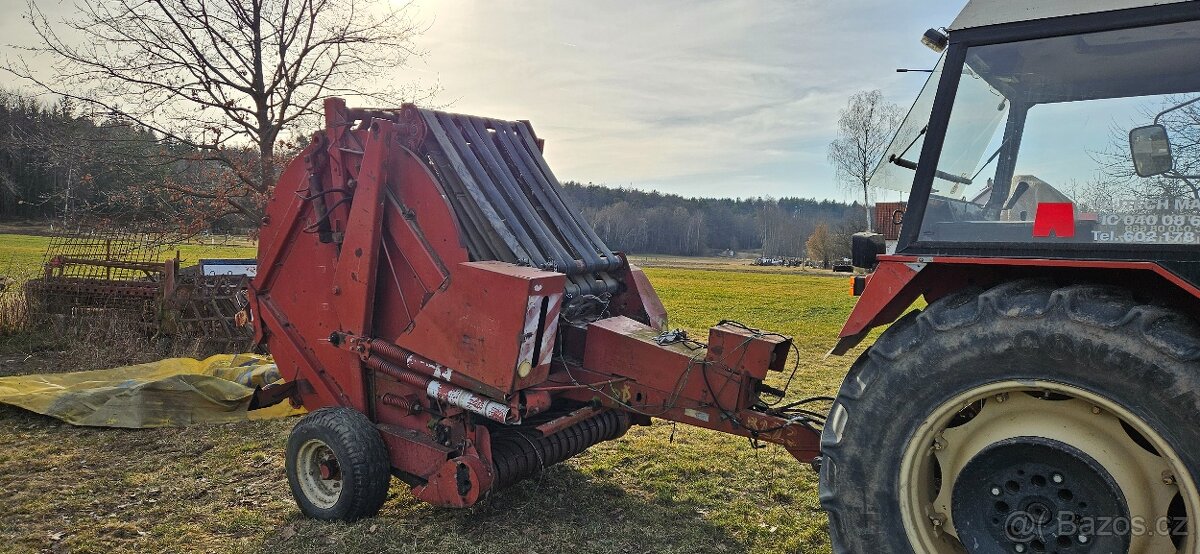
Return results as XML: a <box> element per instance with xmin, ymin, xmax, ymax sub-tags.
<box><xmin>707</xmin><ymin>323</ymin><xmax>789</xmax><ymax>380</ymax></box>
<box><xmin>411</xmin><ymin>455</ymin><xmax>493</xmax><ymax>508</ymax></box>
<box><xmin>373</xmin><ymin>148</ymin><xmax>469</xmax><ymax>339</ymax></box>
<box><xmin>252</xmin><ymin>146</ymin><xmax>323</xmax><ymax>293</ymax></box>
<box><xmin>392</xmin><ymin>261</ymin><xmax>566</xmax><ymax>398</ymax></box>
<box><xmin>332</xmin><ymin>120</ymin><xmax>393</xmax><ymax>336</ymax></box>
<box><xmin>832</xmin><ymin>255</ymin><xmax>1200</xmax><ymax>356</ymax></box>
<box><xmin>388</xmin><ymin>145</ymin><xmax>467</xmax><ymax>287</ymax></box>
<box><xmin>607</xmin><ymin>262</ymin><xmax>667</xmax><ymax>330</ymax></box>
<box><xmin>833</xmin><ymin>260</ymin><xmax>925</xmax><ymax>355</ymax></box>
<box><xmin>583</xmin><ymin>316</ymin><xmax>749</xmax><ymax>412</ymax></box>
<box><xmin>255</xmin><ymin>296</ymin><xmax>356</xmax><ymax>409</ymax></box>
<box><xmin>564</xmin><ymin>327</ymin><xmax>822</xmax><ymax>461</ymax></box>
<box><xmin>377</xmin><ymin>423</ymin><xmax>455</xmax><ymax>479</ymax></box>
<box><xmin>584</xmin><ymin>317</ymin><xmax>704</xmax><ymax>390</ymax></box>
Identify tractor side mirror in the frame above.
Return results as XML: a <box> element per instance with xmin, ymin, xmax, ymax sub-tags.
<box><xmin>1129</xmin><ymin>124</ymin><xmax>1174</xmax><ymax>177</ymax></box>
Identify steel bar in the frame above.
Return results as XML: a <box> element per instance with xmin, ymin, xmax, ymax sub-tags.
<box><xmin>456</xmin><ymin>117</ymin><xmax>582</xmax><ymax>274</ymax></box>
<box><xmin>513</xmin><ymin>123</ymin><xmax>622</xmax><ymax>272</ymax></box>
<box><xmin>488</xmin><ymin>119</ymin><xmax>606</xmax><ymax>274</ymax></box>
<box><xmin>420</xmin><ymin>110</ymin><xmax>544</xmax><ymax>266</ymax></box>
<box><xmin>424</xmin><ymin>149</ymin><xmax>512</xmax><ymax>262</ymax></box>
<box><xmin>364</xmin><ymin>355</ymin><xmax>515</xmax><ymax>424</ymax></box>
<box><xmin>436</xmin><ymin>112</ymin><xmax>567</xmax><ymax>269</ymax></box>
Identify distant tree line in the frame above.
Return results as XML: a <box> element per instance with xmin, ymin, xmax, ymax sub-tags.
<box><xmin>0</xmin><ymin>91</ymin><xmax>280</xmax><ymax>232</ymax></box>
<box><xmin>0</xmin><ymin>92</ymin><xmax>164</xmax><ymax>222</ymax></box>
<box><xmin>563</xmin><ymin>182</ymin><xmax>866</xmax><ymax>258</ymax></box>
<box><xmin>1</xmin><ymin>92</ymin><xmax>867</xmax><ymax>256</ymax></box>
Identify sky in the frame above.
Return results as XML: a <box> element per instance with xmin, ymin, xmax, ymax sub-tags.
<box><xmin>397</xmin><ymin>1</ymin><xmax>969</xmax><ymax>201</ymax></box>
<box><xmin>0</xmin><ymin>0</ymin><xmax>970</xmax><ymax>202</ymax></box>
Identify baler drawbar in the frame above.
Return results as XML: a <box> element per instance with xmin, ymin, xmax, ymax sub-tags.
<box><xmin>249</xmin><ymin>98</ymin><xmax>822</xmax><ymax>518</ymax></box>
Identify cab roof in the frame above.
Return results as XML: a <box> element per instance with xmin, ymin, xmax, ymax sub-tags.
<box><xmin>950</xmin><ymin>0</ymin><xmax>1194</xmax><ymax>31</ymax></box>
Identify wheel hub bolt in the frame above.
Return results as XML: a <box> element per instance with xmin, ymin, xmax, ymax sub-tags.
<box><xmin>1079</xmin><ymin>535</ymin><xmax>1089</xmax><ymax>544</ymax></box>
<box><xmin>992</xmin><ymin>487</ymin><xmax>1002</xmax><ymax>496</ymax></box>
<box><xmin>1014</xmin><ymin>545</ymin><xmax>1026</xmax><ymax>553</ymax></box>
<box><xmin>1052</xmin><ymin>473</ymin><xmax>1064</xmax><ymax>484</ymax></box>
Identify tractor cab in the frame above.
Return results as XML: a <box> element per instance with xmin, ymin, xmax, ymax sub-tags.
<box><xmin>868</xmin><ymin>0</ymin><xmax>1200</xmax><ymax>285</ymax></box>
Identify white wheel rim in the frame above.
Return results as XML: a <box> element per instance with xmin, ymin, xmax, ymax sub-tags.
<box><xmin>900</xmin><ymin>380</ymin><xmax>1199</xmax><ymax>554</ymax></box>
<box><xmin>296</xmin><ymin>438</ymin><xmax>342</xmax><ymax>509</ymax></box>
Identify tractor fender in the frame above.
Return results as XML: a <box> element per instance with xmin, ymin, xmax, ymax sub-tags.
<box><xmin>830</xmin><ymin>259</ymin><xmax>932</xmax><ymax>356</ymax></box>
<box><xmin>830</xmin><ymin>255</ymin><xmax>1200</xmax><ymax>356</ymax></box>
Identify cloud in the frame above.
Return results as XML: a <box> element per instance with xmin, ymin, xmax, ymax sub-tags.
<box><xmin>404</xmin><ymin>0</ymin><xmax>965</xmax><ymax>200</ymax></box>
<box><xmin>0</xmin><ymin>0</ymin><xmax>966</xmax><ymax>200</ymax></box>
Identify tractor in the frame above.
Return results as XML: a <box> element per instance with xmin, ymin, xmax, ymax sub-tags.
<box><xmin>247</xmin><ymin>1</ymin><xmax>1200</xmax><ymax>553</ymax></box>
<box><xmin>825</xmin><ymin>1</ymin><xmax>1200</xmax><ymax>552</ymax></box>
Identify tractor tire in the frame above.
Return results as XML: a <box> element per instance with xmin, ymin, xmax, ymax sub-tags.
<box><xmin>285</xmin><ymin>407</ymin><xmax>392</xmax><ymax>521</ymax></box>
<box><xmin>820</xmin><ymin>279</ymin><xmax>1200</xmax><ymax>554</ymax></box>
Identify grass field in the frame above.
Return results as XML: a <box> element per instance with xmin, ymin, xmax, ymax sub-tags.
<box><xmin>631</xmin><ymin>254</ymin><xmax>845</xmax><ymax>277</ymax></box>
<box><xmin>0</xmin><ymin>234</ymin><xmax>892</xmax><ymax>554</ymax></box>
<box><xmin>0</xmin><ymin>232</ymin><xmax>258</xmax><ymax>282</ymax></box>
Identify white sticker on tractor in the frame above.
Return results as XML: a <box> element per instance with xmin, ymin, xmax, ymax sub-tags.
<box><xmin>683</xmin><ymin>408</ymin><xmax>710</xmax><ymax>423</ymax></box>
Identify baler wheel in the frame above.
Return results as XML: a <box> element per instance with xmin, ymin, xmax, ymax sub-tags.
<box><xmin>285</xmin><ymin>407</ymin><xmax>392</xmax><ymax>521</ymax></box>
<box><xmin>820</xmin><ymin>280</ymin><xmax>1200</xmax><ymax>554</ymax></box>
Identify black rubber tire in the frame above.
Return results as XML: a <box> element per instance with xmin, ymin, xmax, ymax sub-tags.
<box><xmin>285</xmin><ymin>407</ymin><xmax>392</xmax><ymax>521</ymax></box>
<box><xmin>819</xmin><ymin>279</ymin><xmax>1200</xmax><ymax>554</ymax></box>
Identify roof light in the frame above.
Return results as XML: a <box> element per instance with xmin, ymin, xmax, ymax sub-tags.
<box><xmin>922</xmin><ymin>28</ymin><xmax>948</xmax><ymax>53</ymax></box>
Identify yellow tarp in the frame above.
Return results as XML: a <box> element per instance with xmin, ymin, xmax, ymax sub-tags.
<box><xmin>0</xmin><ymin>354</ymin><xmax>303</xmax><ymax>428</ymax></box>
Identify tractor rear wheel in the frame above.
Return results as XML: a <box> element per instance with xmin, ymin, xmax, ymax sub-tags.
<box><xmin>285</xmin><ymin>407</ymin><xmax>392</xmax><ymax>521</ymax></box>
<box><xmin>820</xmin><ymin>280</ymin><xmax>1200</xmax><ymax>553</ymax></box>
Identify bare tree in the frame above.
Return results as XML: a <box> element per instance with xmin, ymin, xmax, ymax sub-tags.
<box><xmin>1066</xmin><ymin>177</ymin><xmax>1122</xmax><ymax>214</ymax></box>
<box><xmin>5</xmin><ymin>0</ymin><xmax>430</xmax><ymax>223</ymax></box>
<box><xmin>1093</xmin><ymin>95</ymin><xmax>1200</xmax><ymax>205</ymax></box>
<box><xmin>805</xmin><ymin>223</ymin><xmax>834</xmax><ymax>268</ymax></box>
<box><xmin>757</xmin><ymin>201</ymin><xmax>786</xmax><ymax>256</ymax></box>
<box><xmin>829</xmin><ymin>214</ymin><xmax>866</xmax><ymax>260</ymax></box>
<box><xmin>828</xmin><ymin>90</ymin><xmax>902</xmax><ymax>232</ymax></box>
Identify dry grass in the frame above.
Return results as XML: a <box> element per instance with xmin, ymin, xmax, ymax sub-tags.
<box><xmin>0</xmin><ymin>237</ymin><xmax>902</xmax><ymax>554</ymax></box>
<box><xmin>0</xmin><ymin>286</ymin><xmax>29</xmax><ymax>334</ymax></box>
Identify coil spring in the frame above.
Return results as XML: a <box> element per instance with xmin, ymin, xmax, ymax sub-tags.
<box><xmin>490</xmin><ymin>410</ymin><xmax>630</xmax><ymax>490</ymax></box>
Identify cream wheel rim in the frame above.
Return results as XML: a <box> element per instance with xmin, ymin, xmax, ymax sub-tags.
<box><xmin>296</xmin><ymin>438</ymin><xmax>343</xmax><ymax>509</ymax></box>
<box><xmin>899</xmin><ymin>380</ymin><xmax>1198</xmax><ymax>553</ymax></box>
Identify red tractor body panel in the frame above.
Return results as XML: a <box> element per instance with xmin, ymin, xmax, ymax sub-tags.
<box><xmin>835</xmin><ymin>255</ymin><xmax>1200</xmax><ymax>355</ymax></box>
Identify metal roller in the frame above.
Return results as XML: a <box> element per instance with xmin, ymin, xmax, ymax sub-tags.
<box><xmin>490</xmin><ymin>410</ymin><xmax>631</xmax><ymax>490</ymax></box>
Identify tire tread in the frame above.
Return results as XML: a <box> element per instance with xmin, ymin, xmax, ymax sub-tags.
<box><xmin>286</xmin><ymin>407</ymin><xmax>391</xmax><ymax>521</ymax></box>
<box><xmin>820</xmin><ymin>279</ymin><xmax>1200</xmax><ymax>554</ymax></box>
